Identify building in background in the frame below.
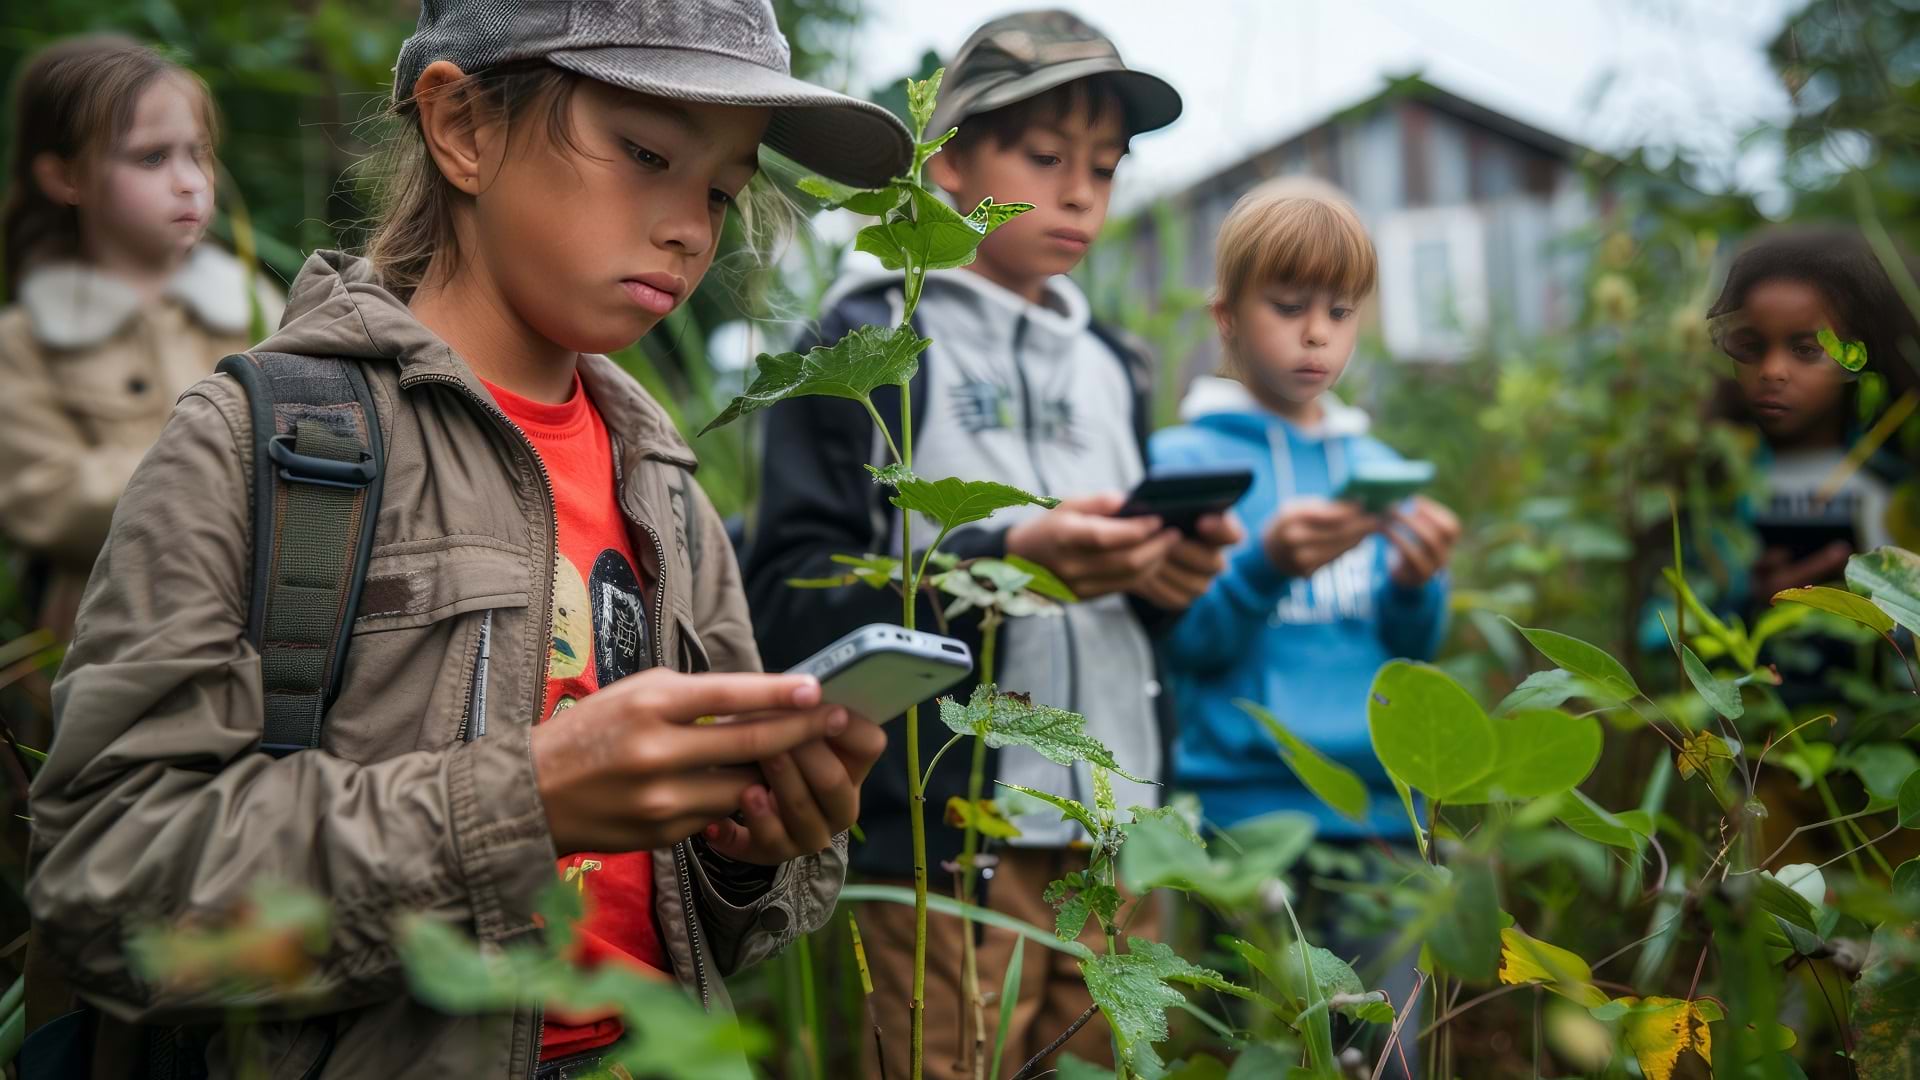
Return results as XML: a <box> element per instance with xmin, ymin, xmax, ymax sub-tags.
<box><xmin>1088</xmin><ymin>74</ymin><xmax>1609</xmax><ymax>381</ymax></box>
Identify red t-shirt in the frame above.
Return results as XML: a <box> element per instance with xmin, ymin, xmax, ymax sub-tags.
<box><xmin>485</xmin><ymin>375</ymin><xmax>665</xmax><ymax>1060</ymax></box>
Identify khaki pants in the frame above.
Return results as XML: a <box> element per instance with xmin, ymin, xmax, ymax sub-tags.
<box><xmin>857</xmin><ymin>848</ymin><xmax>1156</xmax><ymax>1080</ymax></box>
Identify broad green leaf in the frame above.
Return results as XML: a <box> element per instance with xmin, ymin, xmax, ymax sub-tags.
<box><xmin>893</xmin><ymin>474</ymin><xmax>1059</xmax><ymax>532</ymax></box>
<box><xmin>1082</xmin><ymin>938</ymin><xmax>1238</xmax><ymax>1064</ymax></box>
<box><xmin>1274</xmin><ymin>941</ymin><xmax>1363</xmax><ymax>1006</ymax></box>
<box><xmin>1367</xmin><ymin>661</ymin><xmax>1496</xmax><ymax>799</ymax></box>
<box><xmin>1848</xmin><ymin>742</ymin><xmax>1919</xmax><ymax>804</ymax></box>
<box><xmin>1776</xmin><ymin>742</ymin><xmax>1836</xmax><ymax>788</ymax></box>
<box><xmin>906</xmin><ymin>68</ymin><xmax>944</xmax><ymax>138</ymax></box>
<box><xmin>1426</xmin><ymin>855</ymin><xmax>1501</xmax><ymax>982</ymax></box>
<box><xmin>1130</xmin><ymin>803</ymin><xmax>1205</xmax><ymax>847</ymax></box>
<box><xmin>1448</xmin><ymin>708</ymin><xmax>1602</xmax><ymax>804</ymax></box>
<box><xmin>1118</xmin><ymin>813</ymin><xmax>1314</xmax><ymax>909</ymax></box>
<box><xmin>1771</xmin><ymin>584</ymin><xmax>1896</xmax><ymax>633</ymax></box>
<box><xmin>1498</xmin><ymin>927</ymin><xmax>1606</xmax><ymax>1007</ymax></box>
<box><xmin>941</xmin><ymin>686</ymin><xmax>1148</xmax><ymax>781</ymax></box>
<box><xmin>1240</xmin><ymin>700</ymin><xmax>1371</xmax><ymax>822</ymax></box>
<box><xmin>996</xmin><ymin>782</ymin><xmax>1099</xmax><ymax>838</ymax></box>
<box><xmin>1846</xmin><ymin>546</ymin><xmax>1920</xmax><ymax>637</ymax></box>
<box><xmin>1506</xmin><ymin>619</ymin><xmax>1640</xmax><ymax>702</ymax></box>
<box><xmin>856</xmin><ymin>187</ymin><xmax>997</xmax><ymax>275</ymax></box>
<box><xmin>1556</xmin><ymin>790</ymin><xmax>1652</xmax><ymax>850</ymax></box>
<box><xmin>944</xmin><ymin>796</ymin><xmax>1021</xmax><ymax>840</ymax></box>
<box><xmin>1895</xmin><ymin>858</ymin><xmax>1920</xmax><ymax>904</ymax></box>
<box><xmin>793</xmin><ymin>175</ymin><xmax>907</xmax><ymax>216</ymax></box>
<box><xmin>1853</xmin><ymin>915</ymin><xmax>1920</xmax><ymax>1075</ymax></box>
<box><xmin>701</xmin><ymin>324</ymin><xmax>929</xmax><ymax>433</ymax></box>
<box><xmin>1003</xmin><ymin>555</ymin><xmax>1077</xmax><ymax>602</ymax></box>
<box><xmin>1902</xmin><ymin>769</ymin><xmax>1920</xmax><ymax>828</ymax></box>
<box><xmin>1050</xmin><ymin>880</ymin><xmax>1120</xmax><ymax>941</ymax></box>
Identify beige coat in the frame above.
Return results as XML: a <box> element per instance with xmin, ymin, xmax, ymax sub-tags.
<box><xmin>27</xmin><ymin>251</ymin><xmax>844</xmax><ymax>1078</ymax></box>
<box><xmin>0</xmin><ymin>244</ymin><xmax>284</xmax><ymax>638</ymax></box>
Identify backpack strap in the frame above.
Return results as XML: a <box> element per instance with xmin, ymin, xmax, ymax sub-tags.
<box><xmin>216</xmin><ymin>351</ymin><xmax>385</xmax><ymax>757</ymax></box>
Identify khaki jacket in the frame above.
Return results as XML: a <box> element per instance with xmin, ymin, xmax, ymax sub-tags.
<box><xmin>26</xmin><ymin>251</ymin><xmax>843</xmax><ymax>1078</ymax></box>
<box><xmin>0</xmin><ymin>244</ymin><xmax>283</xmax><ymax>639</ymax></box>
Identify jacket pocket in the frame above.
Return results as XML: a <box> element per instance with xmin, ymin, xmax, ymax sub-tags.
<box><xmin>325</xmin><ymin>542</ymin><xmax>532</xmax><ymax>759</ymax></box>
<box><xmin>676</xmin><ymin>613</ymin><xmax>712</xmax><ymax>674</ymax></box>
<box><xmin>52</xmin><ymin>347</ymin><xmax>171</xmax><ymax>429</ymax></box>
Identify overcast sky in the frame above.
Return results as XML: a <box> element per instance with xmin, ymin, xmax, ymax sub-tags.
<box><xmin>839</xmin><ymin>0</ymin><xmax>1802</xmax><ymax>211</ymax></box>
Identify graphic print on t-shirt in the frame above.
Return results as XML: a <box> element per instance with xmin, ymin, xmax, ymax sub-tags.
<box><xmin>544</xmin><ymin>547</ymin><xmax>647</xmax><ymax>720</ymax></box>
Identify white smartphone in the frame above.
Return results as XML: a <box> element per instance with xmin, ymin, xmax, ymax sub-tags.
<box><xmin>785</xmin><ymin>623</ymin><xmax>973</xmax><ymax>724</ymax></box>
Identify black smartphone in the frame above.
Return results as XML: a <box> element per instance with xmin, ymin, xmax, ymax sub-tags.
<box><xmin>1116</xmin><ymin>467</ymin><xmax>1255</xmax><ymax>535</ymax></box>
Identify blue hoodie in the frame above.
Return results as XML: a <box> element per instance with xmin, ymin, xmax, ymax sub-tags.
<box><xmin>1151</xmin><ymin>377</ymin><xmax>1449</xmax><ymax>837</ymax></box>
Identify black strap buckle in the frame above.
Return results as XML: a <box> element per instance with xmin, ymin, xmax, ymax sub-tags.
<box><xmin>267</xmin><ymin>433</ymin><xmax>377</xmax><ymax>490</ymax></box>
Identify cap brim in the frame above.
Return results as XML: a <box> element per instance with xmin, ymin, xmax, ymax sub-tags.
<box><xmin>548</xmin><ymin>46</ymin><xmax>912</xmax><ymax>189</ymax></box>
<box><xmin>928</xmin><ymin>59</ymin><xmax>1184</xmax><ymax>140</ymax></box>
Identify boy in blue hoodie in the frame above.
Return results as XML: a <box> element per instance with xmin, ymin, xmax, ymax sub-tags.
<box><xmin>1153</xmin><ymin>177</ymin><xmax>1460</xmax><ymax>839</ymax></box>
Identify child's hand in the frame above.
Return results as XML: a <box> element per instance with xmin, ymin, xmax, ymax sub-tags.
<box><xmin>1262</xmin><ymin>499</ymin><xmax>1380</xmax><ymax>578</ymax></box>
<box><xmin>1384</xmin><ymin>496</ymin><xmax>1461</xmax><ymax>587</ymax></box>
<box><xmin>1132</xmin><ymin>512</ymin><xmax>1245</xmax><ymax>610</ymax></box>
<box><xmin>701</xmin><ymin>713</ymin><xmax>889</xmax><ymax>864</ymax></box>
<box><xmin>1006</xmin><ymin>492</ymin><xmax>1182</xmax><ymax>599</ymax></box>
<box><xmin>530</xmin><ymin>669</ymin><xmax>849</xmax><ymax>855</ymax></box>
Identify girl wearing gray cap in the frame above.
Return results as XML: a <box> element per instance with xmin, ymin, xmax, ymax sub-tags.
<box><xmin>24</xmin><ymin>3</ymin><xmax>910</xmax><ymax>1077</ymax></box>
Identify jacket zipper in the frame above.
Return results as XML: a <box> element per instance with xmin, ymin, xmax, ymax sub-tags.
<box><xmin>1008</xmin><ymin>316</ymin><xmax>1085</xmax><ymax>815</ymax></box>
<box><xmin>610</xmin><ymin>440</ymin><xmax>715</xmax><ymax>1012</ymax></box>
<box><xmin>404</xmin><ymin>373</ymin><xmax>558</xmax><ymax>1077</ymax></box>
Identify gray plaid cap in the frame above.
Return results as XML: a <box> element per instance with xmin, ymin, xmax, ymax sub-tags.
<box><xmin>394</xmin><ymin>0</ymin><xmax>911</xmax><ymax>188</ymax></box>
<box><xmin>926</xmin><ymin>9</ymin><xmax>1182</xmax><ymax>140</ymax></box>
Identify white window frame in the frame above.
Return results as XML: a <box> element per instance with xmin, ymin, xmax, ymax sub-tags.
<box><xmin>1375</xmin><ymin>206</ymin><xmax>1489</xmax><ymax>361</ymax></box>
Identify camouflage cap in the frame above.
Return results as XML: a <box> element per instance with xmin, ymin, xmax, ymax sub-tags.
<box><xmin>926</xmin><ymin>9</ymin><xmax>1182</xmax><ymax>140</ymax></box>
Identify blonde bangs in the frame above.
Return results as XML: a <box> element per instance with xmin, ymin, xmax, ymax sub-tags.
<box><xmin>1214</xmin><ymin>178</ymin><xmax>1377</xmax><ymax>307</ymax></box>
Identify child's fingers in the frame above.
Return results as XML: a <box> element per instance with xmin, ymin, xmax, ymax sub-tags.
<box><xmin>1384</xmin><ymin>527</ymin><xmax>1437</xmax><ymax>581</ymax></box>
<box><xmin>667</xmin><ymin>705</ymin><xmax>847</xmax><ymax>769</ymax></box>
<box><xmin>788</xmin><ymin>739</ymin><xmax>859</xmax><ymax>831</ymax></box>
<box><xmin>1391</xmin><ymin>507</ymin><xmax>1452</xmax><ymax>557</ymax></box>
<box><xmin>632</xmin><ymin>670</ymin><xmax>822</xmax><ymax>723</ymax></box>
<box><xmin>826</xmin><ymin>716</ymin><xmax>888</xmax><ymax>785</ymax></box>
<box><xmin>758</xmin><ymin>754</ymin><xmax>834</xmax><ymax>853</ymax></box>
<box><xmin>1066</xmin><ymin>512</ymin><xmax>1165</xmax><ymax>551</ymax></box>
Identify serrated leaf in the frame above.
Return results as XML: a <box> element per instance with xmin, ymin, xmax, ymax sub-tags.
<box><xmin>1050</xmin><ymin>880</ymin><xmax>1120</xmax><ymax>941</ymax></box>
<box><xmin>1130</xmin><ymin>803</ymin><xmax>1204</xmax><ymax>848</ymax></box>
<box><xmin>1498</xmin><ymin>927</ymin><xmax>1606</xmax><ymax>1007</ymax></box>
<box><xmin>1506</xmin><ymin>619</ymin><xmax>1640</xmax><ymax>702</ymax></box>
<box><xmin>997</xmin><ymin>781</ymin><xmax>1099</xmax><ymax>837</ymax></box>
<box><xmin>1240</xmin><ymin>700</ymin><xmax>1370</xmax><ymax>822</ymax></box>
<box><xmin>1083</xmin><ymin>938</ymin><xmax>1236</xmax><ymax>1064</ymax></box>
<box><xmin>945</xmin><ymin>796</ymin><xmax>1021</xmax><ymax>839</ymax></box>
<box><xmin>1846</xmin><ymin>546</ymin><xmax>1920</xmax><ymax>637</ymax></box>
<box><xmin>1367</xmin><ymin>660</ymin><xmax>1496</xmax><ymax>799</ymax></box>
<box><xmin>867</xmin><ymin>462</ymin><xmax>914</xmax><ymax>487</ymax></box>
<box><xmin>702</xmin><ymin>324</ymin><xmax>929</xmax><ymax>433</ymax></box>
<box><xmin>940</xmin><ymin>686</ymin><xmax>1148</xmax><ymax>781</ymax></box>
<box><xmin>1772</xmin><ymin>584</ymin><xmax>1896</xmax><ymax>633</ymax></box>
<box><xmin>893</xmin><ymin>474</ymin><xmax>1060</xmax><ymax>532</ymax></box>
<box><xmin>1448</xmin><ymin>708</ymin><xmax>1603</xmax><ymax>804</ymax></box>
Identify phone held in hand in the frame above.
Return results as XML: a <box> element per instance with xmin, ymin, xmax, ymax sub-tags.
<box><xmin>784</xmin><ymin>624</ymin><xmax>973</xmax><ymax>724</ymax></box>
<box><xmin>1336</xmin><ymin>459</ymin><xmax>1435</xmax><ymax>513</ymax></box>
<box><xmin>1116</xmin><ymin>466</ymin><xmax>1255</xmax><ymax>535</ymax></box>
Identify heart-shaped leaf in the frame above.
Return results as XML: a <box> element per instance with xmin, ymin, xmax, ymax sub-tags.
<box><xmin>1448</xmin><ymin>709</ymin><xmax>1603</xmax><ymax>804</ymax></box>
<box><xmin>1367</xmin><ymin>661</ymin><xmax>1496</xmax><ymax>800</ymax></box>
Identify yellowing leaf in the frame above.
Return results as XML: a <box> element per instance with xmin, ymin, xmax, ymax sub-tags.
<box><xmin>1676</xmin><ymin>730</ymin><xmax>1733</xmax><ymax>781</ymax></box>
<box><xmin>945</xmin><ymin>796</ymin><xmax>1021</xmax><ymax>839</ymax></box>
<box><xmin>1597</xmin><ymin>996</ymin><xmax>1713</xmax><ymax>1080</ymax></box>
<box><xmin>1498</xmin><ymin>928</ymin><xmax>1606</xmax><ymax>1008</ymax></box>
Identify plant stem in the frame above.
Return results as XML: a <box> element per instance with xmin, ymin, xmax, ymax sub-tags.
<box><xmin>1009</xmin><ymin>1003</ymin><xmax>1100</xmax><ymax>1080</ymax></box>
<box><xmin>864</xmin><ymin>398</ymin><xmax>904</xmax><ymax>467</ymax></box>
<box><xmin>901</xmin><ymin>372</ymin><xmax>928</xmax><ymax>1080</ymax></box>
<box><xmin>958</xmin><ymin>615</ymin><xmax>999</xmax><ymax>1080</ymax></box>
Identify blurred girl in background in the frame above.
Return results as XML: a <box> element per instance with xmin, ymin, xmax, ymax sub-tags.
<box><xmin>0</xmin><ymin>35</ymin><xmax>281</xmax><ymax>638</ymax></box>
